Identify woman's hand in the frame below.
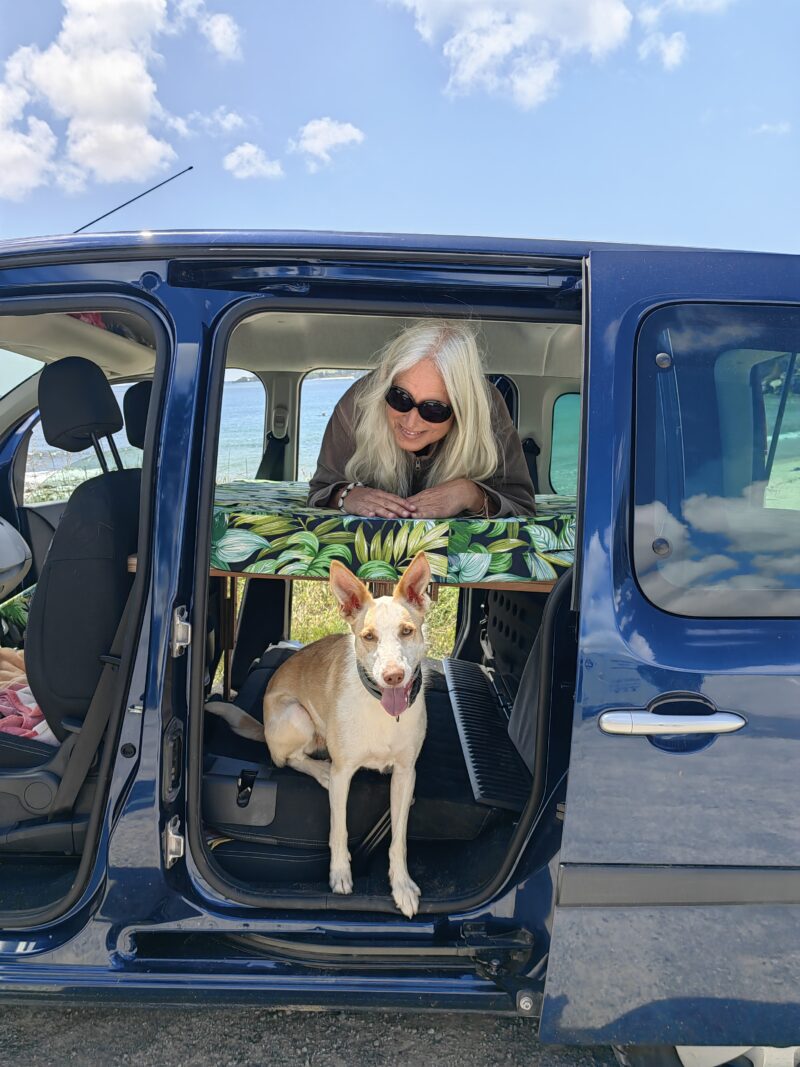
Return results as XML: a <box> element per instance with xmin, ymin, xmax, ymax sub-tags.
<box><xmin>404</xmin><ymin>479</ymin><xmax>488</xmax><ymax>518</ymax></box>
<box><xmin>338</xmin><ymin>485</ymin><xmax>417</xmax><ymax>519</ymax></box>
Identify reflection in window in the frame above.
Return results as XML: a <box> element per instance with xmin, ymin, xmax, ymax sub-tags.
<box><xmin>634</xmin><ymin>304</ymin><xmax>800</xmax><ymax>617</ymax></box>
<box><xmin>754</xmin><ymin>353</ymin><xmax>800</xmax><ymax>510</ymax></box>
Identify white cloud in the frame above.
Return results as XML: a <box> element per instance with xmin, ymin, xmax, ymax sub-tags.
<box><xmin>639</xmin><ymin>0</ymin><xmax>735</xmax><ymax>23</ymax></box>
<box><xmin>394</xmin><ymin>0</ymin><xmax>736</xmax><ymax>102</ymax></box>
<box><xmin>289</xmin><ymin>117</ymin><xmax>365</xmax><ymax>172</ymax></box>
<box><xmin>638</xmin><ymin>29</ymin><xmax>687</xmax><ymax>68</ymax></box>
<box><xmin>172</xmin><ymin>0</ymin><xmax>242</xmax><ymax>60</ymax></box>
<box><xmin>198</xmin><ymin>12</ymin><xmax>241</xmax><ymax>60</ymax></box>
<box><xmin>509</xmin><ymin>50</ymin><xmax>561</xmax><ymax>107</ymax></box>
<box><xmin>0</xmin><ymin>0</ymin><xmax>174</xmax><ymax>197</ymax></box>
<box><xmin>392</xmin><ymin>0</ymin><xmax>633</xmax><ymax>108</ymax></box>
<box><xmin>179</xmin><ymin>105</ymin><xmax>246</xmax><ymax>137</ymax></box>
<box><xmin>0</xmin><ymin>0</ymin><xmax>243</xmax><ymax>201</ymax></box>
<box><xmin>0</xmin><ymin>116</ymin><xmax>58</xmax><ymax>200</ymax></box>
<box><xmin>752</xmin><ymin>121</ymin><xmax>791</xmax><ymax>137</ymax></box>
<box><xmin>68</xmin><ymin>118</ymin><xmax>176</xmax><ymax>183</ymax></box>
<box><xmin>207</xmin><ymin>105</ymin><xmax>245</xmax><ymax>132</ymax></box>
<box><xmin>223</xmin><ymin>142</ymin><xmax>283</xmax><ymax>179</ymax></box>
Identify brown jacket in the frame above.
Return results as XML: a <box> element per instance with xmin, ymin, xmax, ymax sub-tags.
<box><xmin>307</xmin><ymin>377</ymin><xmax>536</xmax><ymax>516</ymax></box>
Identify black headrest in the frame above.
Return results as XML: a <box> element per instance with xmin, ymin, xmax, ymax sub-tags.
<box><xmin>123</xmin><ymin>380</ymin><xmax>152</xmax><ymax>450</ymax></box>
<box><xmin>38</xmin><ymin>356</ymin><xmax>122</xmax><ymax>453</ymax></box>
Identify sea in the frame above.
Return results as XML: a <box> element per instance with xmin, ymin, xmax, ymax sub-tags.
<box><xmin>215</xmin><ymin>377</ymin><xmax>582</xmax><ymax>493</ymax></box>
<box><xmin>26</xmin><ymin>377</ymin><xmax>798</xmax><ymax>502</ymax></box>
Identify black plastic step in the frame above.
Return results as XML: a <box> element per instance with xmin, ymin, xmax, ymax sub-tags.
<box><xmin>442</xmin><ymin>659</ymin><xmax>532</xmax><ymax>812</ymax></box>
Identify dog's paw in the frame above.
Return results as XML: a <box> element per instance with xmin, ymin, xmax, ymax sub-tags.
<box><xmin>315</xmin><ymin>761</ymin><xmax>331</xmax><ymax>791</ymax></box>
<box><xmin>329</xmin><ymin>865</ymin><xmax>353</xmax><ymax>895</ymax></box>
<box><xmin>391</xmin><ymin>873</ymin><xmax>420</xmax><ymax>918</ymax></box>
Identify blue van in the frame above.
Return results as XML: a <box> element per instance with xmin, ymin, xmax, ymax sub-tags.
<box><xmin>0</xmin><ymin>231</ymin><xmax>798</xmax><ymax>1067</ymax></box>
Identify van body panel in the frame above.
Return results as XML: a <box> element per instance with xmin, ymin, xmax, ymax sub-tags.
<box><xmin>540</xmin><ymin>248</ymin><xmax>800</xmax><ymax>1043</ymax></box>
<box><xmin>1</xmin><ymin>235</ymin><xmax>798</xmax><ymax>1044</ymax></box>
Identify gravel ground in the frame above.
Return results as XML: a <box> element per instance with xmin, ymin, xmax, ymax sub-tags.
<box><xmin>1</xmin><ymin>1007</ymin><xmax>617</xmax><ymax>1066</ymax></box>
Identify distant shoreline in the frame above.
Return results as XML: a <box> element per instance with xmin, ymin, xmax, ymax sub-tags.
<box><xmin>231</xmin><ymin>375</ymin><xmax>357</xmax><ymax>384</ymax></box>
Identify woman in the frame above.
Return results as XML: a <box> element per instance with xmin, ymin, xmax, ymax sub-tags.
<box><xmin>308</xmin><ymin>320</ymin><xmax>536</xmax><ymax>519</ymax></box>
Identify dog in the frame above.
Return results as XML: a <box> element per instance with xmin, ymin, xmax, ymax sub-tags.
<box><xmin>208</xmin><ymin>550</ymin><xmax>431</xmax><ymax>917</ymax></box>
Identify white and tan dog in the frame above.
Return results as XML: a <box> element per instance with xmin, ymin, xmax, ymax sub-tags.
<box><xmin>208</xmin><ymin>551</ymin><xmax>431</xmax><ymax>917</ymax></box>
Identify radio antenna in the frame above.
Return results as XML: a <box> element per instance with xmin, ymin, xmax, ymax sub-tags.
<box><xmin>72</xmin><ymin>165</ymin><xmax>194</xmax><ymax>234</ymax></box>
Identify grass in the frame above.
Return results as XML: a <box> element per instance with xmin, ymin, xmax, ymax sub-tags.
<box><xmin>290</xmin><ymin>581</ymin><xmax>459</xmax><ymax>659</ymax></box>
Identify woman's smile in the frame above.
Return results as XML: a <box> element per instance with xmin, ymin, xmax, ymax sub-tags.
<box><xmin>397</xmin><ymin>423</ymin><xmax>425</xmax><ymax>441</ymax></box>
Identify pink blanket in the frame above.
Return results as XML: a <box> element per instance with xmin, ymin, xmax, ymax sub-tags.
<box><xmin>0</xmin><ymin>681</ymin><xmax>57</xmax><ymax>745</ymax></box>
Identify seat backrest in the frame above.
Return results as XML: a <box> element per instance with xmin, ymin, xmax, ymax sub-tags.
<box><xmin>487</xmin><ymin>373</ymin><xmax>518</xmax><ymax>426</ymax></box>
<box><xmin>123</xmin><ymin>380</ymin><xmax>151</xmax><ymax>451</ymax></box>
<box><xmin>506</xmin><ymin>569</ymin><xmax>575</xmax><ymax>774</ymax></box>
<box><xmin>25</xmin><ymin>358</ymin><xmax>141</xmax><ymax>741</ymax></box>
<box><xmin>485</xmin><ymin>587</ymin><xmax>546</xmax><ymax>700</ymax></box>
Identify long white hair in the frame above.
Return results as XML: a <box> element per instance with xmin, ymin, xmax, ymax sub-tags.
<box><xmin>345</xmin><ymin>319</ymin><xmax>500</xmax><ymax>496</ymax></box>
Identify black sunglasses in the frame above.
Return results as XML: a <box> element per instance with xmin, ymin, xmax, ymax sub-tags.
<box><xmin>385</xmin><ymin>386</ymin><xmax>453</xmax><ymax>424</ymax></box>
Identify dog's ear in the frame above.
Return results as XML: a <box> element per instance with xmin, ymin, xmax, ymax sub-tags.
<box><xmin>394</xmin><ymin>551</ymin><xmax>432</xmax><ymax>612</ymax></box>
<box><xmin>329</xmin><ymin>560</ymin><xmax>373</xmax><ymax>621</ymax></box>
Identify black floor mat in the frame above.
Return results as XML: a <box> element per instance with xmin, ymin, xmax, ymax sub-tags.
<box><xmin>0</xmin><ymin>856</ymin><xmax>78</xmax><ymax>912</ymax></box>
<box><xmin>210</xmin><ymin>815</ymin><xmax>515</xmax><ymax>902</ymax></box>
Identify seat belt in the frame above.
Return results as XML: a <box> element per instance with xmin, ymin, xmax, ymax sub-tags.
<box><xmin>255</xmin><ymin>431</ymin><xmax>289</xmax><ymax>480</ymax></box>
<box><xmin>522</xmin><ymin>437</ymin><xmax>541</xmax><ymax>493</ymax></box>
<box><xmin>49</xmin><ymin>601</ymin><xmax>133</xmax><ymax>820</ymax></box>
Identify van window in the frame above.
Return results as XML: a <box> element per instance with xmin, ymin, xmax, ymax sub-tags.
<box><xmin>633</xmin><ymin>303</ymin><xmax>800</xmax><ymax>617</ymax></box>
<box><xmin>550</xmin><ymin>393</ymin><xmax>580</xmax><ymax>495</ymax></box>
<box><xmin>297</xmin><ymin>369</ymin><xmax>362</xmax><ymax>481</ymax></box>
<box><xmin>216</xmin><ymin>370</ymin><xmax>266</xmax><ymax>483</ymax></box>
<box><xmin>0</xmin><ymin>348</ymin><xmax>41</xmax><ymax>399</ymax></box>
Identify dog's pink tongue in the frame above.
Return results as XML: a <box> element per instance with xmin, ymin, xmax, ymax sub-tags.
<box><xmin>380</xmin><ymin>684</ymin><xmax>410</xmax><ymax>716</ymax></box>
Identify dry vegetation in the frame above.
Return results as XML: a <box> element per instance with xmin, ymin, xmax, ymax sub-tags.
<box><xmin>290</xmin><ymin>581</ymin><xmax>459</xmax><ymax>659</ymax></box>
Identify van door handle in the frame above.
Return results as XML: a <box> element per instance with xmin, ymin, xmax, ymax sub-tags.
<box><xmin>599</xmin><ymin>710</ymin><xmax>747</xmax><ymax>736</ymax></box>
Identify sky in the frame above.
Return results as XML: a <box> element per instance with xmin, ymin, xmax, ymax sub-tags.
<box><xmin>0</xmin><ymin>0</ymin><xmax>797</xmax><ymax>252</ymax></box>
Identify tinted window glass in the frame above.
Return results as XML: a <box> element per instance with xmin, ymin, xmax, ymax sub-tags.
<box><xmin>550</xmin><ymin>392</ymin><xmax>580</xmax><ymax>495</ymax></box>
<box><xmin>634</xmin><ymin>303</ymin><xmax>800</xmax><ymax>617</ymax></box>
<box><xmin>0</xmin><ymin>348</ymin><xmax>41</xmax><ymax>399</ymax></box>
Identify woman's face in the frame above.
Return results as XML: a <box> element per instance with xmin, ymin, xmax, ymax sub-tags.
<box><xmin>387</xmin><ymin>357</ymin><xmax>455</xmax><ymax>453</ymax></box>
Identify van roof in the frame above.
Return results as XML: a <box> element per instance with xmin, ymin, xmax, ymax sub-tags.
<box><xmin>0</xmin><ymin>228</ymin><xmax>746</xmax><ymax>268</ymax></box>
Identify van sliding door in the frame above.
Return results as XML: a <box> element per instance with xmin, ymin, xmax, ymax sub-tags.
<box><xmin>540</xmin><ymin>249</ymin><xmax>800</xmax><ymax>1046</ymax></box>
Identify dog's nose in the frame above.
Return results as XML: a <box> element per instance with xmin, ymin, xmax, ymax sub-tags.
<box><xmin>382</xmin><ymin>667</ymin><xmax>404</xmax><ymax>687</ymax></box>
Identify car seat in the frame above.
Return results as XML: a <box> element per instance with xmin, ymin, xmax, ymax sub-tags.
<box><xmin>122</xmin><ymin>380</ymin><xmax>151</xmax><ymax>450</ymax></box>
<box><xmin>0</xmin><ymin>357</ymin><xmax>141</xmax><ymax>853</ymax></box>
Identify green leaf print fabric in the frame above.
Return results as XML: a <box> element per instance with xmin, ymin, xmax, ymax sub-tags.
<box><xmin>212</xmin><ymin>481</ymin><xmax>575</xmax><ymax>585</ymax></box>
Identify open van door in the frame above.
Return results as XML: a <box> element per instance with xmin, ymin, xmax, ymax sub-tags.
<box><xmin>540</xmin><ymin>249</ymin><xmax>800</xmax><ymax>1050</ymax></box>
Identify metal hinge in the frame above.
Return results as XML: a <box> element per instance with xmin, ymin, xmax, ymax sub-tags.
<box><xmin>458</xmin><ymin>922</ymin><xmax>538</xmax><ymax>1012</ymax></box>
<box><xmin>163</xmin><ymin>815</ymin><xmax>185</xmax><ymax>869</ymax></box>
<box><xmin>171</xmin><ymin>606</ymin><xmax>191</xmax><ymax>657</ymax></box>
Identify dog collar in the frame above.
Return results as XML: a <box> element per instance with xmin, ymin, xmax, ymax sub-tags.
<box><xmin>356</xmin><ymin>663</ymin><xmax>423</xmax><ymax>706</ymax></box>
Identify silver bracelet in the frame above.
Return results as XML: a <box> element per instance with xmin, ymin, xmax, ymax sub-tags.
<box><xmin>337</xmin><ymin>481</ymin><xmax>363</xmax><ymax>512</ymax></box>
